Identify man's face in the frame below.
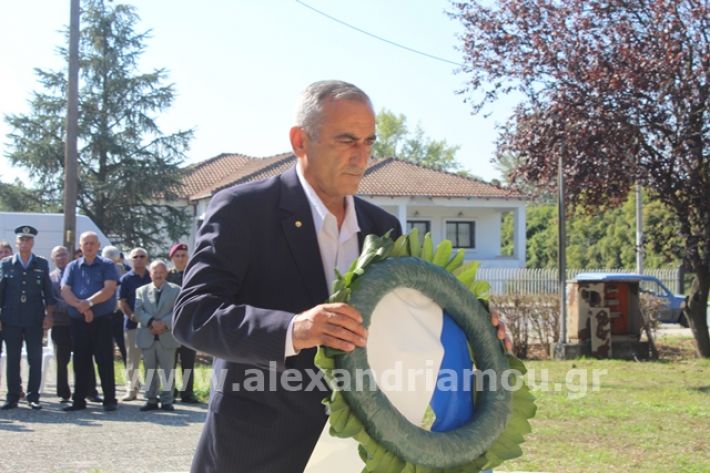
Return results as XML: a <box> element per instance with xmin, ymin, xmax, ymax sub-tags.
<box><xmin>16</xmin><ymin>236</ymin><xmax>34</xmax><ymax>254</ymax></box>
<box><xmin>150</xmin><ymin>264</ymin><xmax>167</xmax><ymax>286</ymax></box>
<box><xmin>52</xmin><ymin>249</ymin><xmax>70</xmax><ymax>270</ymax></box>
<box><xmin>131</xmin><ymin>250</ymin><xmax>148</xmax><ymax>270</ymax></box>
<box><xmin>293</xmin><ymin>99</ymin><xmax>376</xmax><ymax>203</ymax></box>
<box><xmin>80</xmin><ymin>235</ymin><xmax>99</xmax><ymax>258</ymax></box>
<box><xmin>0</xmin><ymin>246</ymin><xmax>12</xmax><ymax>258</ymax></box>
<box><xmin>170</xmin><ymin>250</ymin><xmax>188</xmax><ymax>271</ymax></box>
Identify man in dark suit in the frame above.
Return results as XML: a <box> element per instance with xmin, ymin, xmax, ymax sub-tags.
<box><xmin>167</xmin><ymin>242</ymin><xmax>199</xmax><ymax>404</ymax></box>
<box><xmin>173</xmin><ymin>80</ymin><xmax>402</xmax><ymax>473</ymax></box>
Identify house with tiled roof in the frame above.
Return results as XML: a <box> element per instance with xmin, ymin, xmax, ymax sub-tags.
<box><xmin>173</xmin><ymin>153</ymin><xmax>528</xmax><ymax>268</ymax></box>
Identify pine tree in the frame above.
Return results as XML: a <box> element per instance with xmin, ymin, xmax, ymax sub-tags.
<box><xmin>4</xmin><ymin>0</ymin><xmax>192</xmax><ymax>249</ymax></box>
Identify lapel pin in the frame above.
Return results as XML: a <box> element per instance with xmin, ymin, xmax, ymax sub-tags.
<box><xmin>295</xmin><ymin>220</ymin><xmax>303</xmax><ymax>228</ymax></box>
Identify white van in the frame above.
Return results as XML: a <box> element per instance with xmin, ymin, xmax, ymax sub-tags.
<box><xmin>0</xmin><ymin>212</ymin><xmax>112</xmax><ymax>261</ymax></box>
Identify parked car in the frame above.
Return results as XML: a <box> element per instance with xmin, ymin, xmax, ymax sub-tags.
<box><xmin>574</xmin><ymin>272</ymin><xmax>688</xmax><ymax>326</ymax></box>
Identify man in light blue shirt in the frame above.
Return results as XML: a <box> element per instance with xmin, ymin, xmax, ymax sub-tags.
<box><xmin>60</xmin><ymin>231</ymin><xmax>119</xmax><ymax>412</ymax></box>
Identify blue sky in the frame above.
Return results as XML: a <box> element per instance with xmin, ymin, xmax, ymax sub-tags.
<box><xmin>0</xmin><ymin>0</ymin><xmax>517</xmax><ymax>185</ymax></box>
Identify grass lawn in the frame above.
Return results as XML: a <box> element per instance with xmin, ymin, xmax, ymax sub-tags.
<box><xmin>498</xmin><ymin>337</ymin><xmax>710</xmax><ymax>472</ymax></box>
<box><xmin>113</xmin><ymin>358</ymin><xmax>213</xmax><ymax>401</ymax></box>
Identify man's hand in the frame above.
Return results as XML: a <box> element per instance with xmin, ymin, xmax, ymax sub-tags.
<box><xmin>152</xmin><ymin>320</ymin><xmax>167</xmax><ymax>334</ymax></box>
<box><xmin>292</xmin><ymin>303</ymin><xmax>367</xmax><ymax>352</ymax></box>
<box><xmin>42</xmin><ymin>316</ymin><xmax>53</xmax><ymax>330</ymax></box>
<box><xmin>77</xmin><ymin>299</ymin><xmax>91</xmax><ymax>313</ymax></box>
<box><xmin>83</xmin><ymin>309</ymin><xmax>94</xmax><ymax>324</ymax></box>
<box><xmin>490</xmin><ymin>310</ymin><xmax>513</xmax><ymax>352</ymax></box>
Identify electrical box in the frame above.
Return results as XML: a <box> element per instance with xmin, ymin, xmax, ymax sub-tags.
<box><xmin>563</xmin><ymin>278</ymin><xmax>648</xmax><ymax>359</ymax></box>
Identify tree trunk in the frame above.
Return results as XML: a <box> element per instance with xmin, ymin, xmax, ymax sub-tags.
<box><xmin>684</xmin><ymin>275</ymin><xmax>710</xmax><ymax>358</ymax></box>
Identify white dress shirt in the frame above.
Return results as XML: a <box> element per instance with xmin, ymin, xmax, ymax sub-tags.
<box><xmin>284</xmin><ymin>164</ymin><xmax>361</xmax><ymax>357</ymax></box>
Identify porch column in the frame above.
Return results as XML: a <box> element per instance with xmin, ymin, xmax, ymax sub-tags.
<box><xmin>514</xmin><ymin>206</ymin><xmax>526</xmax><ymax>265</ymax></box>
<box><xmin>397</xmin><ymin>202</ymin><xmax>408</xmax><ymax>234</ymax></box>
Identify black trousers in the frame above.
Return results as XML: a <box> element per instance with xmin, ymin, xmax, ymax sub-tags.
<box><xmin>175</xmin><ymin>345</ymin><xmax>197</xmax><ymax>398</ymax></box>
<box><xmin>3</xmin><ymin>324</ymin><xmax>43</xmax><ymax>403</ymax></box>
<box><xmin>111</xmin><ymin>310</ymin><xmax>127</xmax><ymax>365</ymax></box>
<box><xmin>52</xmin><ymin>325</ymin><xmax>99</xmax><ymax>400</ymax></box>
<box><xmin>50</xmin><ymin>325</ymin><xmax>72</xmax><ymax>400</ymax></box>
<box><xmin>70</xmin><ymin>316</ymin><xmax>115</xmax><ymax>406</ymax></box>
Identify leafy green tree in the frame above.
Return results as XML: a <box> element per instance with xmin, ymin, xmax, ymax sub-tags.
<box><xmin>4</xmin><ymin>0</ymin><xmax>192</xmax><ymax>249</ymax></box>
<box><xmin>373</xmin><ymin>109</ymin><xmax>408</xmax><ymax>158</ymax></box>
<box><xmin>524</xmin><ymin>204</ymin><xmax>558</xmax><ymax>269</ymax></box>
<box><xmin>0</xmin><ymin>180</ymin><xmax>58</xmax><ymax>212</ymax></box>
<box><xmin>513</xmin><ymin>194</ymin><xmax>682</xmax><ymax>270</ymax></box>
<box><xmin>373</xmin><ymin>108</ymin><xmax>461</xmax><ymax>171</ymax></box>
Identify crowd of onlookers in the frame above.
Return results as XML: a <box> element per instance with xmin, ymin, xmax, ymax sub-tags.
<box><xmin>0</xmin><ymin>226</ymin><xmax>198</xmax><ymax>412</ymax></box>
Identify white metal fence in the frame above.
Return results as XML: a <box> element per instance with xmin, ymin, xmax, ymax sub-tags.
<box><xmin>479</xmin><ymin>268</ymin><xmax>680</xmax><ymax>295</ymax></box>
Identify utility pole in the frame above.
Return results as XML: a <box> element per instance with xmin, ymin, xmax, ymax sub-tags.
<box><xmin>636</xmin><ymin>183</ymin><xmax>644</xmax><ymax>274</ymax></box>
<box><xmin>63</xmin><ymin>0</ymin><xmax>80</xmax><ymax>254</ymax></box>
<box><xmin>556</xmin><ymin>145</ymin><xmax>568</xmax><ymax>357</ymax></box>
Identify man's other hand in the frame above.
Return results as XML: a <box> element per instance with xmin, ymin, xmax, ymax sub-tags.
<box><xmin>491</xmin><ymin>310</ymin><xmax>513</xmax><ymax>352</ymax></box>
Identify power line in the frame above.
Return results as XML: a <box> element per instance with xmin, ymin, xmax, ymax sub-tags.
<box><xmin>295</xmin><ymin>0</ymin><xmax>462</xmax><ymax>67</ymax></box>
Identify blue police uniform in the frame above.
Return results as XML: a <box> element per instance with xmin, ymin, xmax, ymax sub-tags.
<box><xmin>0</xmin><ymin>226</ymin><xmax>55</xmax><ymax>409</ymax></box>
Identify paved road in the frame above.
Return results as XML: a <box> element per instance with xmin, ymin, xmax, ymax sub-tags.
<box><xmin>0</xmin><ymin>389</ymin><xmax>206</xmax><ymax>473</ymax></box>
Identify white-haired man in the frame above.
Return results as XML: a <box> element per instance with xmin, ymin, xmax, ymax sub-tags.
<box><xmin>134</xmin><ymin>260</ymin><xmax>181</xmax><ymax>411</ymax></box>
<box><xmin>61</xmin><ymin>231</ymin><xmax>119</xmax><ymax>412</ymax></box>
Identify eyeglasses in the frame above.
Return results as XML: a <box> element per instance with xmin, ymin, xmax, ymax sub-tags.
<box><xmin>132</xmin><ymin>255</ymin><xmax>146</xmax><ymax>259</ymax></box>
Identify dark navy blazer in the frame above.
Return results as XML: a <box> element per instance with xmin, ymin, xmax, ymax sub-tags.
<box><xmin>173</xmin><ymin>166</ymin><xmax>401</xmax><ymax>473</ymax></box>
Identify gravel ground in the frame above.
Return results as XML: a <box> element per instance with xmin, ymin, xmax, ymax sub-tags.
<box><xmin>0</xmin><ymin>365</ymin><xmax>205</xmax><ymax>473</ymax></box>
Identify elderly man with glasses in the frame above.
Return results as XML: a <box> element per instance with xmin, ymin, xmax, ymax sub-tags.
<box><xmin>118</xmin><ymin>247</ymin><xmax>151</xmax><ymax>401</ymax></box>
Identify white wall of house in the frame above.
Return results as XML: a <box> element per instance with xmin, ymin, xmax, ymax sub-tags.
<box><xmin>365</xmin><ymin>196</ymin><xmax>526</xmax><ymax>268</ymax></box>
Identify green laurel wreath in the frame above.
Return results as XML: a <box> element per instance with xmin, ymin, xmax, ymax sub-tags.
<box><xmin>314</xmin><ymin>229</ymin><xmax>536</xmax><ymax>473</ymax></box>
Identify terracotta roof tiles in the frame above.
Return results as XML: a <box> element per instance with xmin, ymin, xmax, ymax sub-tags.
<box><xmin>180</xmin><ymin>153</ymin><xmax>526</xmax><ymax>201</ymax></box>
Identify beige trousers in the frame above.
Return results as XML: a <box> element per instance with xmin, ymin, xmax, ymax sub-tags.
<box><xmin>124</xmin><ymin>329</ymin><xmax>143</xmax><ymax>394</ymax></box>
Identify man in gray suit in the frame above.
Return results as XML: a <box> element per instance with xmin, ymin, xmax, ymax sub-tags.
<box><xmin>134</xmin><ymin>260</ymin><xmax>180</xmax><ymax>412</ymax></box>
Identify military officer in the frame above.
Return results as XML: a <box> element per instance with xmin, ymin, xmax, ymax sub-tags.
<box><xmin>0</xmin><ymin>225</ymin><xmax>55</xmax><ymax>410</ymax></box>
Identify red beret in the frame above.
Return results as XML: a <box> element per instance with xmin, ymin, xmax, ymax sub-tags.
<box><xmin>168</xmin><ymin>243</ymin><xmax>188</xmax><ymax>258</ymax></box>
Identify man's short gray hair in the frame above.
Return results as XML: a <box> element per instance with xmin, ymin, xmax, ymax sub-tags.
<box><xmin>294</xmin><ymin>80</ymin><xmax>372</xmax><ymax>138</ymax></box>
<box><xmin>79</xmin><ymin>231</ymin><xmax>99</xmax><ymax>243</ymax></box>
<box><xmin>101</xmin><ymin>245</ymin><xmax>121</xmax><ymax>262</ymax></box>
<box><xmin>149</xmin><ymin>259</ymin><xmax>168</xmax><ymax>272</ymax></box>
<box><xmin>129</xmin><ymin>247</ymin><xmax>148</xmax><ymax>258</ymax></box>
<box><xmin>51</xmin><ymin>245</ymin><xmax>68</xmax><ymax>257</ymax></box>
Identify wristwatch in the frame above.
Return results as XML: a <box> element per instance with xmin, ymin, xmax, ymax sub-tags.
<box><xmin>88</xmin><ymin>300</ymin><xmax>94</xmax><ymax>308</ymax></box>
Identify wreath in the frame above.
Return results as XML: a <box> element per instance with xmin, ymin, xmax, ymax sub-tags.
<box><xmin>314</xmin><ymin>229</ymin><xmax>536</xmax><ymax>473</ymax></box>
